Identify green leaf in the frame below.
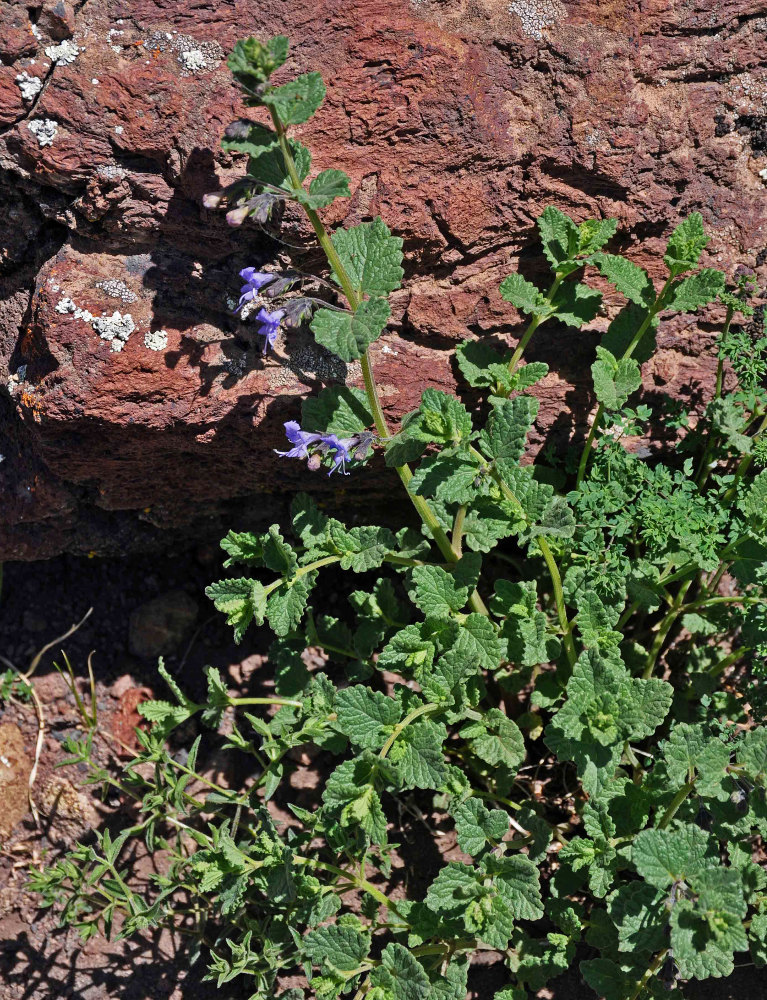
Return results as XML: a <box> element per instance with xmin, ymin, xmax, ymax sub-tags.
<box><xmin>453</xmin><ymin>614</ymin><xmax>504</xmax><ymax>671</ymax></box>
<box><xmin>262</xmin><ymin>524</ymin><xmax>298</xmax><ymax>577</ymax></box>
<box><xmin>408</xmin><ymin>389</ymin><xmax>474</xmax><ymax>446</ymax></box>
<box><xmin>247</xmin><ymin>138</ymin><xmax>311</xmax><ymax>189</ymax></box>
<box><xmin>602</xmin><ymin>302</ymin><xmax>658</xmax><ymax>364</ymax></box>
<box><xmin>559</xmin><ymin>834</ymin><xmax>617</xmax><ymax>898</ymax></box>
<box><xmin>480</xmin><ymin>395</ymin><xmax>538</xmax><ymax>471</ymax></box>
<box><xmin>591</xmin><ymin>347</ymin><xmax>642</xmax><ymax>410</ymax></box>
<box><xmin>452</xmin><ymin>798</ymin><xmax>509</xmax><ymax>856</ymax></box>
<box><xmin>589</xmin><ymin>253</ymin><xmax>655</xmax><ymax>307</ymax></box>
<box><xmin>537</xmin><ymin>206</ymin><xmax>579</xmax><ymax>270</ymax></box>
<box><xmin>666</xmin><ymin>269</ymin><xmax>725</xmax><ymax>313</ymax></box>
<box><xmin>335</xmin><ymin>686</ymin><xmax>401</xmax><ymax>750</ymax></box>
<box><xmin>664</xmin><ymin>212</ymin><xmax>709</xmax><ymax>275</ymax></box>
<box><xmin>221</xmin><ymin>121</ymin><xmax>279</xmax><ymax>157</ymax></box>
<box><xmin>550</xmin><ymin>281</ymin><xmax>602</xmax><ymax>328</ymax></box>
<box><xmin>632</xmin><ymin>824</ymin><xmax>716</xmax><ymax>889</ymax></box>
<box><xmin>581</xmin><ymin>958</ymin><xmax>634</xmax><ymax>1000</ymax></box>
<box><xmin>322</xmin><ymin>753</ymin><xmax>389</xmax><ymax>845</ymax></box>
<box><xmin>671</xmin><ymin>868</ymin><xmax>748</xmax><ymax>980</ymax></box>
<box><xmin>410</xmin><ymin>556</ymin><xmax>480</xmax><ymax>617</ymax></box>
<box><xmin>369</xmin><ymin>943</ymin><xmax>430</xmax><ymax>1000</ymax></box>
<box><xmin>327</xmin><ymin>522</ymin><xmax>396</xmax><ymax>572</ymax></box>
<box><xmin>311</xmin><ymin>297</ymin><xmax>390</xmax><ymax>361</ymax></box>
<box><xmin>484</xmin><ymin>854</ymin><xmax>544</xmax><ymax>921</ymax></box>
<box><xmin>577</xmin><ymin>217</ymin><xmax>618</xmax><ymax>254</ymax></box>
<box><xmin>296</xmin><ymin>168</ymin><xmax>351</xmax><ymax>209</ymax></box>
<box><xmin>266</xmin><ymin>573</ymin><xmax>316</xmax><ymax>636</ymax></box>
<box><xmin>206</xmin><ymin>578</ymin><xmax>267</xmax><ymax>642</ymax></box>
<box><xmin>408</xmin><ymin>454</ymin><xmax>482</xmax><ymax>504</ymax></box>
<box><xmin>301</xmin><ymin>385</ymin><xmax>373</xmax><ymax>436</ymax></box>
<box><xmin>663</xmin><ymin>724</ymin><xmax>732</xmax><ymax>801</ymax></box>
<box><xmin>738</xmin><ymin>728</ymin><xmax>767</xmax><ymax>783</ymax></box>
<box><xmin>227</xmin><ymin>35</ymin><xmax>289</xmax><ymax>88</ymax></box>
<box><xmin>455</xmin><ymin>339</ymin><xmax>509</xmax><ymax>388</ymax></box>
<box><xmin>531</xmin><ymin>495</ymin><xmax>576</xmax><ymax>540</ymax></box>
<box><xmin>607</xmin><ymin>881</ymin><xmax>667</xmax><ymax>955</ymax></box>
<box><xmin>291</xmin><ymin>493</ymin><xmax>329</xmax><ymax>549</ymax></box>
<box><xmin>378</xmin><ymin>624</ymin><xmax>436</xmax><ymax>674</ymax></box>
<box><xmin>331</xmin><ymin>217</ymin><xmax>404</xmax><ymax>297</ymax></box>
<box><xmin>304</xmin><ymin>922</ymin><xmax>372</xmax><ymax>974</ymax></box>
<box><xmin>220</xmin><ymin>530</ymin><xmax>263</xmax><ymax>567</ymax></box>
<box><xmin>390</xmin><ymin>718</ymin><xmax>448</xmax><ymax>790</ymax></box>
<box><xmin>263</xmin><ymin>72</ymin><xmax>326</xmax><ymax>125</ymax></box>
<box><xmin>499</xmin><ymin>273</ymin><xmax>550</xmax><ymax>316</ymax></box>
<box><xmin>462</xmin><ymin>707</ymin><xmax>525</xmax><ymax>769</ymax></box>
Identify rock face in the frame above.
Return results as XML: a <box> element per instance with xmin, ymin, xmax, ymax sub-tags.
<box><xmin>0</xmin><ymin>0</ymin><xmax>766</xmax><ymax>559</ymax></box>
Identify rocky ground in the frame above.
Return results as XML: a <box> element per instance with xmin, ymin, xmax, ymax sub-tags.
<box><xmin>1</xmin><ymin>0</ymin><xmax>766</xmax><ymax>559</ymax></box>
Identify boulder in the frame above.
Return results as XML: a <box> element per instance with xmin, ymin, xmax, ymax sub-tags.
<box><xmin>0</xmin><ymin>0</ymin><xmax>765</xmax><ymax>559</ymax></box>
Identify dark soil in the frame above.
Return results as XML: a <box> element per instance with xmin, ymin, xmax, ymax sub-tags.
<box><xmin>0</xmin><ymin>551</ymin><xmax>764</xmax><ymax>999</ymax></box>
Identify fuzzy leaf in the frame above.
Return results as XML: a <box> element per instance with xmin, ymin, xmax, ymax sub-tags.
<box><xmin>590</xmin><ymin>253</ymin><xmax>655</xmax><ymax>307</ymax></box>
<box><xmin>335</xmin><ymin>686</ymin><xmax>401</xmax><ymax>750</ymax></box>
<box><xmin>499</xmin><ymin>273</ymin><xmax>550</xmax><ymax>316</ymax></box>
<box><xmin>303</xmin><ymin>922</ymin><xmax>372</xmax><ymax>974</ymax></box>
<box><xmin>607</xmin><ymin>881</ymin><xmax>667</xmax><ymax>955</ymax></box>
<box><xmin>296</xmin><ymin>168</ymin><xmax>351</xmax><ymax>209</ymax></box>
<box><xmin>462</xmin><ymin>707</ymin><xmax>525</xmax><ymax>770</ymax></box>
<box><xmin>408</xmin><ymin>389</ymin><xmax>474</xmax><ymax>446</ymax></box>
<box><xmin>666</xmin><ymin>269</ymin><xmax>725</xmax><ymax>313</ymax></box>
<box><xmin>591</xmin><ymin>347</ymin><xmax>642</xmax><ymax>411</ymax></box>
<box><xmin>331</xmin><ymin>217</ymin><xmax>404</xmax><ymax>297</ymax></box>
<box><xmin>220</xmin><ymin>530</ymin><xmax>263</xmax><ymax>567</ymax></box>
<box><xmin>263</xmin><ymin>72</ymin><xmax>326</xmax><ymax>125</ymax></box>
<box><xmin>206</xmin><ymin>578</ymin><xmax>267</xmax><ymax>642</ymax></box>
<box><xmin>266</xmin><ymin>574</ymin><xmax>316</xmax><ymax>636</ymax></box>
<box><xmin>369</xmin><ymin>943</ymin><xmax>430</xmax><ymax>1000</ymax></box>
<box><xmin>480</xmin><ymin>395</ymin><xmax>538</xmax><ymax>471</ymax></box>
<box><xmin>550</xmin><ymin>282</ymin><xmax>602</xmax><ymax>328</ymax></box>
<box><xmin>452</xmin><ymin>798</ymin><xmax>509</xmax><ymax>856</ymax></box>
<box><xmin>537</xmin><ymin>206</ymin><xmax>579</xmax><ymax>269</ymax></box>
<box><xmin>632</xmin><ymin>825</ymin><xmax>716</xmax><ymax>889</ymax></box>
<box><xmin>311</xmin><ymin>297</ymin><xmax>390</xmax><ymax>361</ymax></box>
<box><xmin>301</xmin><ymin>385</ymin><xmax>373</xmax><ymax>436</ymax></box>
<box><xmin>664</xmin><ymin>213</ymin><xmax>709</xmax><ymax>275</ymax></box>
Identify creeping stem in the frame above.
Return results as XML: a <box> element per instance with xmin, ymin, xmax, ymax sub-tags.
<box><xmin>269</xmin><ymin>110</ymin><xmax>490</xmax><ymax>614</ymax></box>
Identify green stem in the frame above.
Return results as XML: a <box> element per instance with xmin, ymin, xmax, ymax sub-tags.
<box><xmin>452</xmin><ymin>505</ymin><xmax>467</xmax><ymax>555</ymax></box>
<box><xmin>505</xmin><ymin>275</ymin><xmax>562</xmax><ymax>380</ymax></box>
<box><xmin>627</xmin><ymin>949</ymin><xmax>669</xmax><ymax>1000</ymax></box>
<box><xmin>642</xmin><ymin>577</ymin><xmax>693</xmax><ymax>679</ymax></box>
<box><xmin>575</xmin><ymin>277</ymin><xmax>674</xmax><ymax>488</ymax></box>
<box><xmin>270</xmin><ymin>109</ymin><xmax>489</xmax><ymax>616</ymax></box>
<box><xmin>229</xmin><ymin>696</ymin><xmax>303</xmax><ymax>708</ymax></box>
<box><xmin>537</xmin><ymin>536</ymin><xmax>577</xmax><ymax>669</ymax></box>
<box><xmin>379</xmin><ymin>702</ymin><xmax>440</xmax><ymax>759</ymax></box>
<box><xmin>658</xmin><ymin>780</ymin><xmax>696</xmax><ymax>829</ymax></box>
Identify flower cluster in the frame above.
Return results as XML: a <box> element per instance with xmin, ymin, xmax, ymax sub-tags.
<box><xmin>236</xmin><ymin>268</ymin><xmax>286</xmax><ymax>354</ymax></box>
<box><xmin>275</xmin><ymin>421</ymin><xmax>375</xmax><ymax>475</ymax></box>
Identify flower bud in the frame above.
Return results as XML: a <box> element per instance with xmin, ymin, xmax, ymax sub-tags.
<box><xmin>202</xmin><ymin>192</ymin><xmax>223</xmax><ymax>209</ymax></box>
<box><xmin>226</xmin><ymin>205</ymin><xmax>250</xmax><ymax>227</ymax></box>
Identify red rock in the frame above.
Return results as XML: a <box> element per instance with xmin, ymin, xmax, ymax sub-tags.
<box><xmin>0</xmin><ymin>0</ymin><xmax>765</xmax><ymax>558</ymax></box>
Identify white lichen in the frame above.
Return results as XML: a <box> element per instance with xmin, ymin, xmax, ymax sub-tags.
<box><xmin>114</xmin><ymin>125</ymin><xmax>124</xmax><ymax>135</ymax></box>
<box><xmin>508</xmin><ymin>0</ymin><xmax>566</xmax><ymax>40</ymax></box>
<box><xmin>92</xmin><ymin>311</ymin><xmax>135</xmax><ymax>352</ymax></box>
<box><xmin>44</xmin><ymin>39</ymin><xmax>80</xmax><ymax>65</ymax></box>
<box><xmin>15</xmin><ymin>71</ymin><xmax>43</xmax><ymax>102</ymax></box>
<box><xmin>30</xmin><ymin>23</ymin><xmax>42</xmax><ymax>41</ymax></box>
<box><xmin>179</xmin><ymin>49</ymin><xmax>208</xmax><ymax>72</ymax></box>
<box><xmin>92</xmin><ymin>78</ymin><xmax>100</xmax><ymax>85</ymax></box>
<box><xmin>141</xmin><ymin>30</ymin><xmax>222</xmax><ymax>75</ymax></box>
<box><xmin>760</xmin><ymin>167</ymin><xmax>767</xmax><ymax>182</ymax></box>
<box><xmin>55</xmin><ymin>297</ymin><xmax>76</xmax><ymax>314</ymax></box>
<box><xmin>27</xmin><ymin>118</ymin><xmax>58</xmax><ymax>147</ymax></box>
<box><xmin>96</xmin><ymin>164</ymin><xmax>127</xmax><ymax>181</ymax></box>
<box><xmin>96</xmin><ymin>278</ymin><xmax>137</xmax><ymax>303</ymax></box>
<box><xmin>144</xmin><ymin>329</ymin><xmax>168</xmax><ymax>351</ymax></box>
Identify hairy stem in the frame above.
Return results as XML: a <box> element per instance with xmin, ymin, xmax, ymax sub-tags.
<box><xmin>270</xmin><ymin>110</ymin><xmax>490</xmax><ymax>614</ymax></box>
<box><xmin>575</xmin><ymin>277</ymin><xmax>673</xmax><ymax>488</ymax></box>
<box><xmin>379</xmin><ymin>702</ymin><xmax>440</xmax><ymax>759</ymax></box>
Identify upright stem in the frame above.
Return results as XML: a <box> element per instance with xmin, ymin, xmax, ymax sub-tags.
<box><xmin>269</xmin><ymin>110</ymin><xmax>490</xmax><ymax>614</ymax></box>
<box><xmin>506</xmin><ymin>275</ymin><xmax>563</xmax><ymax>378</ymax></box>
<box><xmin>575</xmin><ymin>278</ymin><xmax>674</xmax><ymax>488</ymax></box>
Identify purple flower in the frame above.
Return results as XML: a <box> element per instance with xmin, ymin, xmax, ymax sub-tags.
<box><xmin>275</xmin><ymin>423</ymin><xmax>376</xmax><ymax>476</ymax></box>
<box><xmin>316</xmin><ymin>434</ymin><xmax>353</xmax><ymax>476</ymax></box>
<box><xmin>275</xmin><ymin>421</ymin><xmax>323</xmax><ymax>460</ymax></box>
<box><xmin>237</xmin><ymin>267</ymin><xmax>276</xmax><ymax>310</ymax></box>
<box><xmin>254</xmin><ymin>307</ymin><xmax>285</xmax><ymax>354</ymax></box>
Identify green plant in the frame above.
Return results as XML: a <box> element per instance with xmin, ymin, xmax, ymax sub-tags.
<box><xmin>30</xmin><ymin>37</ymin><xmax>767</xmax><ymax>1000</ymax></box>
